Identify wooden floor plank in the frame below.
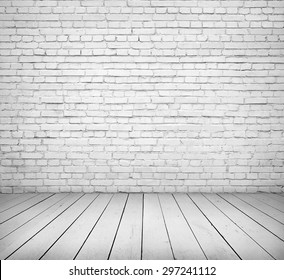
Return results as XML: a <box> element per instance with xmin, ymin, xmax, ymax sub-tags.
<box><xmin>174</xmin><ymin>193</ymin><xmax>239</xmax><ymax>260</ymax></box>
<box><xmin>0</xmin><ymin>194</ymin><xmax>82</xmax><ymax>259</ymax></box>
<box><xmin>250</xmin><ymin>194</ymin><xmax>284</xmax><ymax>212</ymax></box>
<box><xmin>7</xmin><ymin>194</ymin><xmax>94</xmax><ymax>260</ymax></box>
<box><xmin>0</xmin><ymin>194</ymin><xmax>38</xmax><ymax>213</ymax></box>
<box><xmin>0</xmin><ymin>194</ymin><xmax>67</xmax><ymax>240</ymax></box>
<box><xmin>234</xmin><ymin>193</ymin><xmax>284</xmax><ymax>225</ymax></box>
<box><xmin>0</xmin><ymin>194</ymin><xmax>52</xmax><ymax>224</ymax></box>
<box><xmin>109</xmin><ymin>194</ymin><xmax>143</xmax><ymax>260</ymax></box>
<box><xmin>267</xmin><ymin>193</ymin><xmax>284</xmax><ymax>203</ymax></box>
<box><xmin>205</xmin><ymin>194</ymin><xmax>284</xmax><ymax>260</ymax></box>
<box><xmin>76</xmin><ymin>193</ymin><xmax>128</xmax><ymax>260</ymax></box>
<box><xmin>41</xmin><ymin>194</ymin><xmax>112</xmax><ymax>260</ymax></box>
<box><xmin>220</xmin><ymin>194</ymin><xmax>284</xmax><ymax>241</ymax></box>
<box><xmin>142</xmin><ymin>194</ymin><xmax>173</xmax><ymax>260</ymax></box>
<box><xmin>190</xmin><ymin>194</ymin><xmax>273</xmax><ymax>260</ymax></box>
<box><xmin>159</xmin><ymin>194</ymin><xmax>206</xmax><ymax>260</ymax></box>
<box><xmin>0</xmin><ymin>194</ymin><xmax>22</xmax><ymax>204</ymax></box>
<box><xmin>0</xmin><ymin>193</ymin><xmax>283</xmax><ymax>260</ymax></box>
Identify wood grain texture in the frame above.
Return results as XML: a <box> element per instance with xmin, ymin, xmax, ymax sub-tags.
<box><xmin>267</xmin><ymin>193</ymin><xmax>284</xmax><ymax>203</ymax></box>
<box><xmin>8</xmin><ymin>194</ymin><xmax>92</xmax><ymax>260</ymax></box>
<box><xmin>0</xmin><ymin>194</ymin><xmax>38</xmax><ymax>213</ymax></box>
<box><xmin>222</xmin><ymin>194</ymin><xmax>284</xmax><ymax>239</ymax></box>
<box><xmin>206</xmin><ymin>194</ymin><xmax>284</xmax><ymax>260</ymax></box>
<box><xmin>191</xmin><ymin>194</ymin><xmax>273</xmax><ymax>260</ymax></box>
<box><xmin>0</xmin><ymin>194</ymin><xmax>66</xmax><ymax>239</ymax></box>
<box><xmin>0</xmin><ymin>194</ymin><xmax>71</xmax><ymax>256</ymax></box>
<box><xmin>234</xmin><ymin>193</ymin><xmax>284</xmax><ymax>225</ymax></box>
<box><xmin>0</xmin><ymin>194</ymin><xmax>22</xmax><ymax>204</ymax></box>
<box><xmin>174</xmin><ymin>193</ymin><xmax>239</xmax><ymax>260</ymax></box>
<box><xmin>0</xmin><ymin>194</ymin><xmax>82</xmax><ymax>259</ymax></box>
<box><xmin>159</xmin><ymin>194</ymin><xmax>206</xmax><ymax>260</ymax></box>
<box><xmin>0</xmin><ymin>194</ymin><xmax>52</xmax><ymax>224</ymax></box>
<box><xmin>250</xmin><ymin>194</ymin><xmax>284</xmax><ymax>212</ymax></box>
<box><xmin>0</xmin><ymin>193</ymin><xmax>283</xmax><ymax>260</ymax></box>
<box><xmin>42</xmin><ymin>194</ymin><xmax>111</xmax><ymax>260</ymax></box>
<box><xmin>142</xmin><ymin>194</ymin><xmax>173</xmax><ymax>260</ymax></box>
<box><xmin>76</xmin><ymin>193</ymin><xmax>128</xmax><ymax>260</ymax></box>
<box><xmin>109</xmin><ymin>194</ymin><xmax>143</xmax><ymax>260</ymax></box>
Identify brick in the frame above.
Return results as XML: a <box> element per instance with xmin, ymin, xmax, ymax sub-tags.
<box><xmin>88</xmin><ymin>166</ymin><xmax>110</xmax><ymax>173</ymax></box>
<box><xmin>45</xmin><ymin>152</ymin><xmax>66</xmax><ymax>159</ymax></box>
<box><xmin>134</xmin><ymin>139</ymin><xmax>157</xmax><ymax>145</ymax></box>
<box><xmin>90</xmin><ymin>152</ymin><xmax>112</xmax><ymax>160</ymax></box>
<box><xmin>41</xmin><ymin>124</ymin><xmax>64</xmax><ymax>131</ymax></box>
<box><xmin>65</xmin><ymin>166</ymin><xmax>87</xmax><ymax>173</ymax></box>
<box><xmin>245</xmin><ymin>98</ymin><xmax>267</xmax><ymax>104</ymax></box>
<box><xmin>21</xmin><ymin>153</ymin><xmax>42</xmax><ymax>159</ymax></box>
<box><xmin>0</xmin><ymin>125</ymin><xmax>17</xmax><ymax>131</ymax></box>
<box><xmin>0</xmin><ymin>139</ymin><xmax>18</xmax><ymax>145</ymax></box>
<box><xmin>112</xmin><ymin>167</ymin><xmax>133</xmax><ymax>173</ymax></box>
<box><xmin>22</xmin><ymin>179</ymin><xmax>43</xmax><ymax>186</ymax></box>
<box><xmin>110</xmin><ymin>124</ymin><xmax>132</xmax><ymax>131</ymax></box>
<box><xmin>44</xmin><ymin>179</ymin><xmax>66</xmax><ymax>186</ymax></box>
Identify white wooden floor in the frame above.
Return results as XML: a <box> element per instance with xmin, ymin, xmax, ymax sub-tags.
<box><xmin>0</xmin><ymin>193</ymin><xmax>284</xmax><ymax>260</ymax></box>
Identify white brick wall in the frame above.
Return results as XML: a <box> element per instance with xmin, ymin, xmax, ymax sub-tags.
<box><xmin>0</xmin><ymin>0</ymin><xmax>283</xmax><ymax>193</ymax></box>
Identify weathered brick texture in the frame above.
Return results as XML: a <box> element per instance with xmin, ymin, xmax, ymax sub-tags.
<box><xmin>0</xmin><ymin>0</ymin><xmax>283</xmax><ymax>193</ymax></box>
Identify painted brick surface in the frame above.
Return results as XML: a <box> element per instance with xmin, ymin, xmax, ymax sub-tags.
<box><xmin>0</xmin><ymin>0</ymin><xmax>283</xmax><ymax>193</ymax></box>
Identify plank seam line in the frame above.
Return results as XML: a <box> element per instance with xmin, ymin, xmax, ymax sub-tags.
<box><xmin>141</xmin><ymin>193</ymin><xmax>144</xmax><ymax>261</ymax></box>
<box><xmin>0</xmin><ymin>194</ymin><xmax>69</xmax><ymax>241</ymax></box>
<box><xmin>220</xmin><ymin>194</ymin><xmax>284</xmax><ymax>242</ymax></box>
<box><xmin>0</xmin><ymin>194</ymin><xmax>55</xmax><ymax>225</ymax></box>
<box><xmin>276</xmin><ymin>193</ymin><xmax>284</xmax><ymax>197</ymax></box>
<box><xmin>4</xmin><ymin>193</ymin><xmax>85</xmax><ymax>260</ymax></box>
<box><xmin>267</xmin><ymin>194</ymin><xmax>284</xmax><ymax>203</ymax></box>
<box><xmin>172</xmin><ymin>194</ymin><xmax>207</xmax><ymax>260</ymax></box>
<box><xmin>232</xmin><ymin>194</ymin><xmax>284</xmax><ymax>226</ymax></box>
<box><xmin>74</xmin><ymin>194</ymin><xmax>114</xmax><ymax>260</ymax></box>
<box><xmin>40</xmin><ymin>194</ymin><xmax>100</xmax><ymax>260</ymax></box>
<box><xmin>264</xmin><ymin>194</ymin><xmax>284</xmax><ymax>205</ymax></box>
<box><xmin>187</xmin><ymin>194</ymin><xmax>242</xmax><ymax>260</ymax></box>
<box><xmin>0</xmin><ymin>194</ymin><xmax>21</xmax><ymax>205</ymax></box>
<box><xmin>207</xmin><ymin>194</ymin><xmax>275</xmax><ymax>260</ymax></box>
<box><xmin>107</xmin><ymin>194</ymin><xmax>129</xmax><ymax>260</ymax></box>
<box><xmin>157</xmin><ymin>194</ymin><xmax>175</xmax><ymax>260</ymax></box>
<box><xmin>0</xmin><ymin>194</ymin><xmax>39</xmax><ymax>214</ymax></box>
<box><xmin>248</xmin><ymin>194</ymin><xmax>284</xmax><ymax>213</ymax></box>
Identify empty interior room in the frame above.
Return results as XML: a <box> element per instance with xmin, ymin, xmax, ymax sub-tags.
<box><xmin>0</xmin><ymin>0</ymin><xmax>284</xmax><ymax>260</ymax></box>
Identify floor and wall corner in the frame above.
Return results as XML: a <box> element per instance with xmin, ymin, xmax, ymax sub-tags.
<box><xmin>0</xmin><ymin>0</ymin><xmax>283</xmax><ymax>260</ymax></box>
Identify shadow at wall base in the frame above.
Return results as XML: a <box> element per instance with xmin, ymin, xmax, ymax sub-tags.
<box><xmin>0</xmin><ymin>185</ymin><xmax>283</xmax><ymax>194</ymax></box>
